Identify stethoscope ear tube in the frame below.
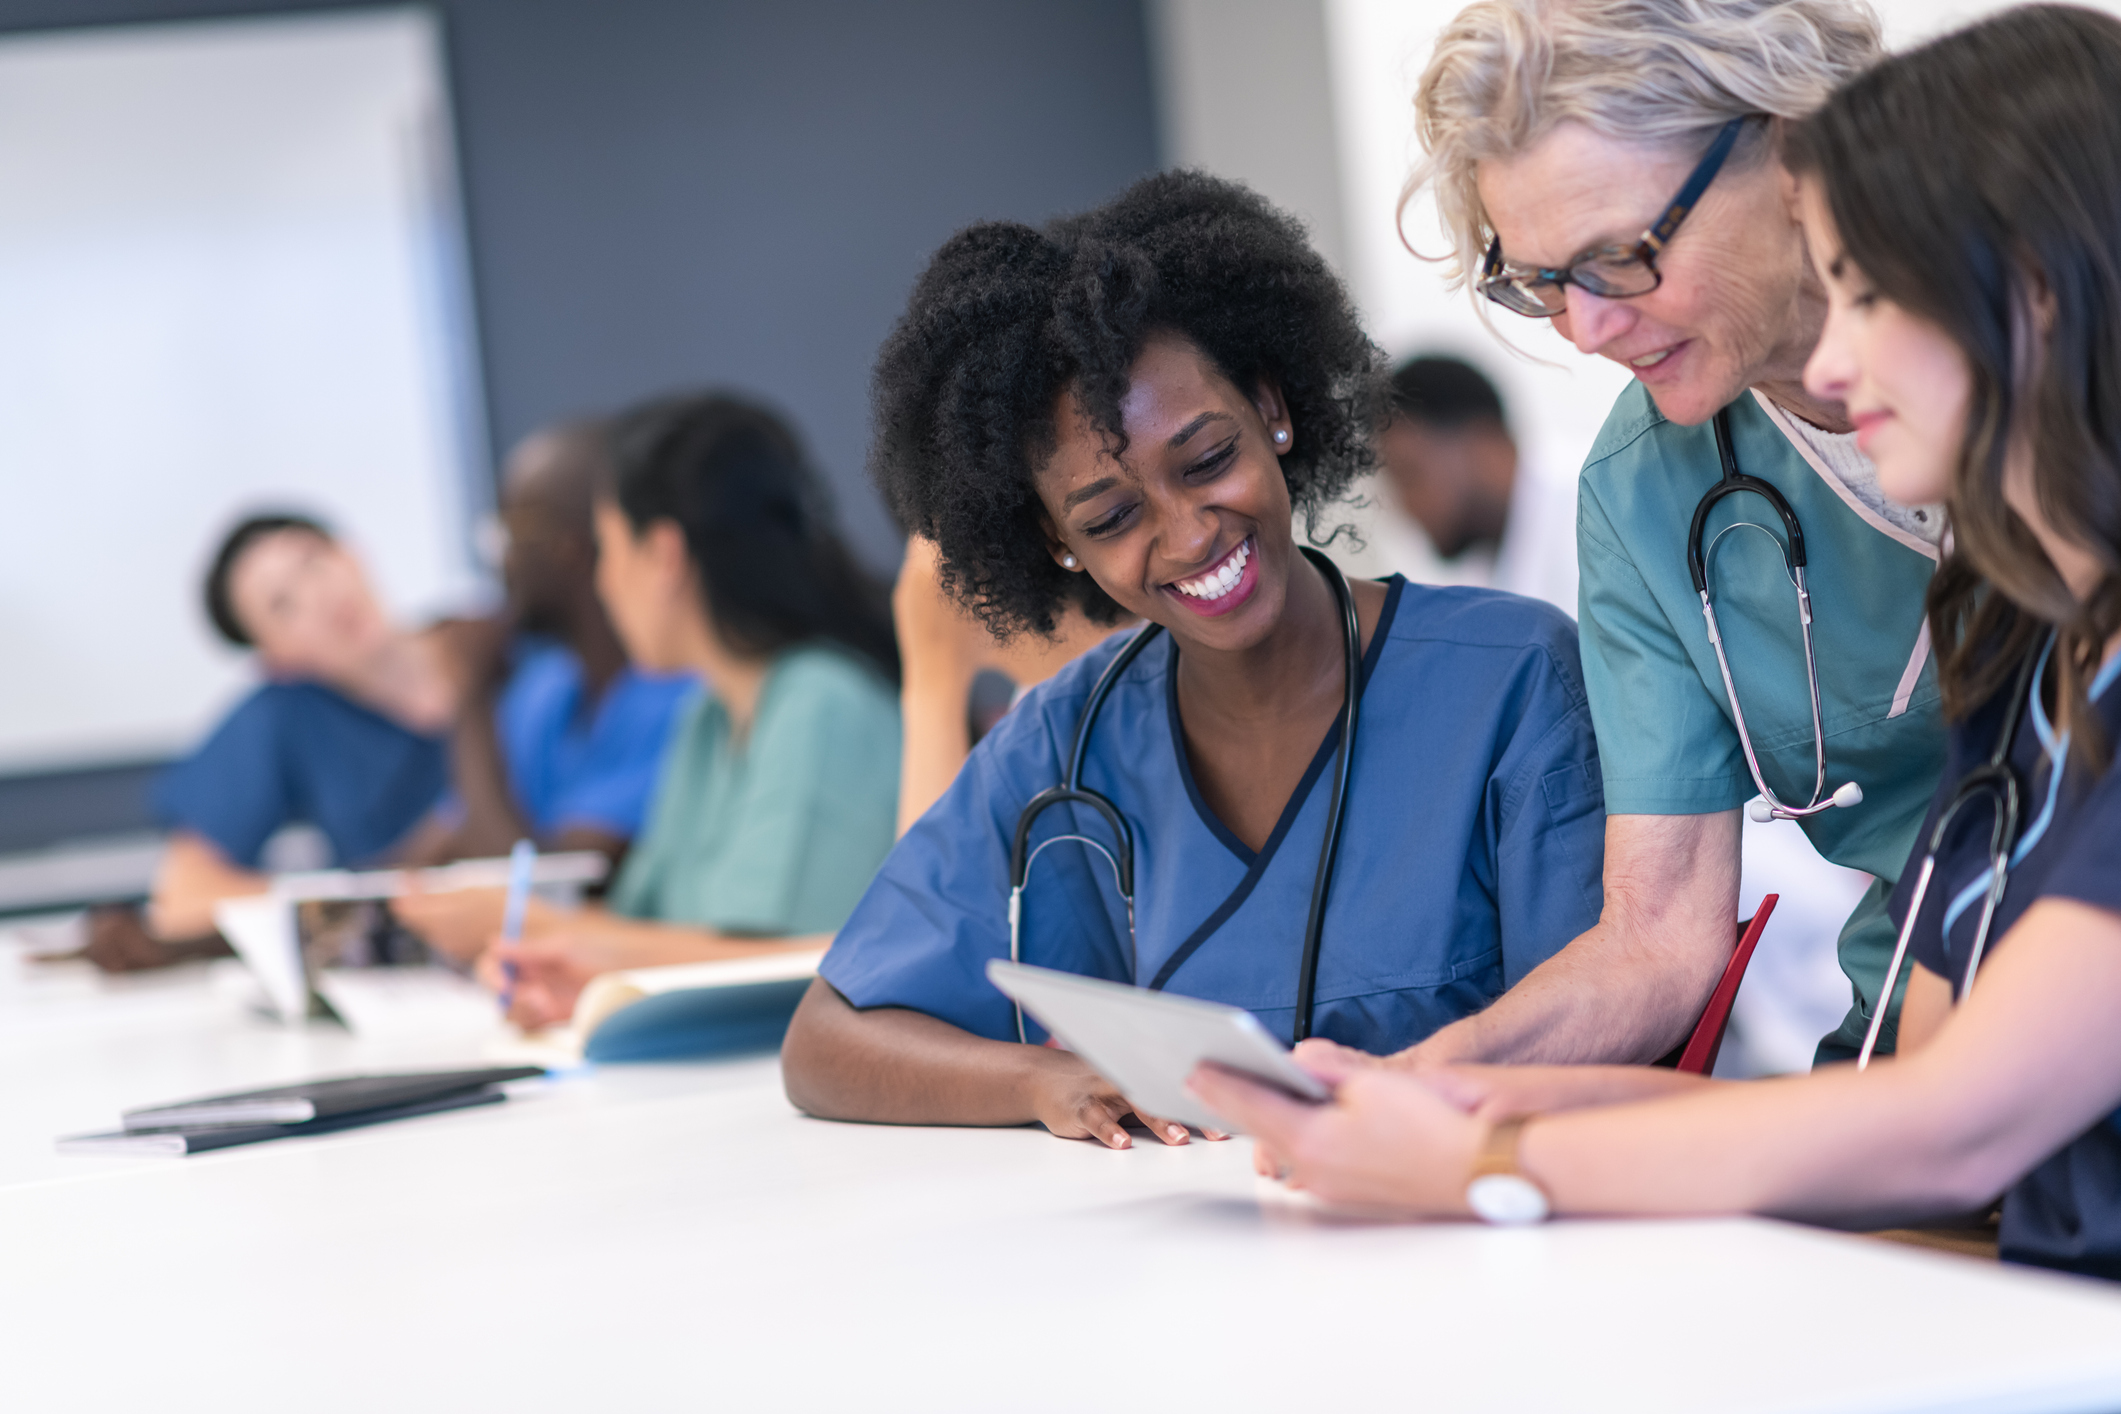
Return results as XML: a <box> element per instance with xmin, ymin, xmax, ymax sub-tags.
<box><xmin>1689</xmin><ymin>408</ymin><xmax>1808</xmax><ymax>594</ymax></box>
<box><xmin>1855</xmin><ymin>640</ymin><xmax>2042</xmax><ymax>1068</ymax></box>
<box><xmin>1693</xmin><ymin>405</ymin><xmax>1853</xmax><ymax>821</ymax></box>
<box><xmin>1290</xmin><ymin>546</ymin><xmax>1360</xmax><ymax>1043</ymax></box>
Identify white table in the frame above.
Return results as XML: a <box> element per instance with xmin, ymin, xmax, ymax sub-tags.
<box><xmin>5</xmin><ymin>936</ymin><xmax>2121</xmax><ymax>1414</ymax></box>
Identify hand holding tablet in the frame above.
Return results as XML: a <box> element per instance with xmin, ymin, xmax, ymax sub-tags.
<box><xmin>985</xmin><ymin>961</ymin><xmax>1333</xmax><ymax>1135</ymax></box>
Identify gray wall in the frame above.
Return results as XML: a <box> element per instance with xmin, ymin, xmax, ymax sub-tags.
<box><xmin>0</xmin><ymin>0</ymin><xmax>1162</xmax><ymax>847</ymax></box>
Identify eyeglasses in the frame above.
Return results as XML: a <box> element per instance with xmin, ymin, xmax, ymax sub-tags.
<box><xmin>1478</xmin><ymin>116</ymin><xmax>1752</xmax><ymax>319</ymax></box>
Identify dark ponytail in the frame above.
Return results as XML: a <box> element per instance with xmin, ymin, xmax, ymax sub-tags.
<box><xmin>607</xmin><ymin>392</ymin><xmax>899</xmax><ymax>684</ymax></box>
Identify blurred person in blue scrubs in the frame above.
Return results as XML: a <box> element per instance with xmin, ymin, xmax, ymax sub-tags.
<box><xmin>415</xmin><ymin>421</ymin><xmax>695</xmax><ymax>863</ymax></box>
<box><xmin>390</xmin><ymin>423</ymin><xmax>694</xmax><ymax>959</ymax></box>
<box><xmin>781</xmin><ymin>172</ymin><xmax>1606</xmax><ymax>1150</ymax></box>
<box><xmin>126</xmin><ymin>512</ymin><xmax>460</xmax><ymax>967</ymax></box>
<box><xmin>105</xmin><ymin>426</ymin><xmax>689</xmax><ymax>972</ymax></box>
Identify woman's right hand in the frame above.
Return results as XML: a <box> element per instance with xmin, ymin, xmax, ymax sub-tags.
<box><xmin>1022</xmin><ymin>1051</ymin><xmax>1221</xmax><ymax>1149</ymax></box>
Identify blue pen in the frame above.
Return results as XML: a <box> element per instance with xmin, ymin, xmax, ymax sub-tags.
<box><xmin>496</xmin><ymin>838</ymin><xmax>536</xmax><ymax>1016</ymax></box>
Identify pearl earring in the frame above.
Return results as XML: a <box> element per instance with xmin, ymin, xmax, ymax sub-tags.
<box><xmin>1273</xmin><ymin>428</ymin><xmax>1290</xmax><ymax>444</ymax></box>
<box><xmin>1061</xmin><ymin>554</ymin><xmax>1078</xmax><ymax>568</ymax></box>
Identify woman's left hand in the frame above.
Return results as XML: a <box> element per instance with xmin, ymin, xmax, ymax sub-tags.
<box><xmin>1189</xmin><ymin>1056</ymin><xmax>1485</xmax><ymax>1216</ymax></box>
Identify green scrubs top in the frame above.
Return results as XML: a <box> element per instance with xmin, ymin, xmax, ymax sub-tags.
<box><xmin>610</xmin><ymin>644</ymin><xmax>901</xmax><ymax>936</ymax></box>
<box><xmin>1577</xmin><ymin>384</ymin><xmax>1947</xmax><ymax>1060</ymax></box>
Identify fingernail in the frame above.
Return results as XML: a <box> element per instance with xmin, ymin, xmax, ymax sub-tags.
<box><xmin>1113</xmin><ymin>1133</ymin><xmax>1130</xmax><ymax>1148</ymax></box>
<box><xmin>1205</xmin><ymin>1129</ymin><xmax>1228</xmax><ymax>1141</ymax></box>
<box><xmin>1166</xmin><ymin>1124</ymin><xmax>1186</xmax><ymax>1142</ymax></box>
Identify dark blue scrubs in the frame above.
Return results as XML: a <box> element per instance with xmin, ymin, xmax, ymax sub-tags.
<box><xmin>154</xmin><ymin>682</ymin><xmax>448</xmax><ymax>868</ymax></box>
<box><xmin>823</xmin><ymin>578</ymin><xmax>1608</xmax><ymax>1054</ymax></box>
<box><xmin>1894</xmin><ymin>642</ymin><xmax>2121</xmax><ymax>1279</ymax></box>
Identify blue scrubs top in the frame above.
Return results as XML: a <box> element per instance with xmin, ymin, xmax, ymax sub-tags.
<box><xmin>493</xmin><ymin>640</ymin><xmax>696</xmax><ymax>839</ymax></box>
<box><xmin>154</xmin><ymin>682</ymin><xmax>447</xmax><ymax>869</ymax></box>
<box><xmin>822</xmin><ymin>577</ymin><xmax>1607</xmax><ymax>1052</ymax></box>
<box><xmin>1898</xmin><ymin>643</ymin><xmax>2121</xmax><ymax>1281</ymax></box>
<box><xmin>1578</xmin><ymin>385</ymin><xmax>1948</xmax><ymax>1060</ymax></box>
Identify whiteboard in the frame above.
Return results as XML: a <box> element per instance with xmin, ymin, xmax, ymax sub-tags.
<box><xmin>0</xmin><ymin>8</ymin><xmax>489</xmax><ymax>776</ymax></box>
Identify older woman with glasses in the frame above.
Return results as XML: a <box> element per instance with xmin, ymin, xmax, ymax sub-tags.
<box><xmin>1315</xmin><ymin>0</ymin><xmax>1947</xmax><ymax>1077</ymax></box>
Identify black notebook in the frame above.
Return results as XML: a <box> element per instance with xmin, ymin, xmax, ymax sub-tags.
<box><xmin>56</xmin><ymin>1066</ymin><xmax>546</xmax><ymax>1158</ymax></box>
<box><xmin>120</xmin><ymin>1066</ymin><xmax>546</xmax><ymax>1130</ymax></box>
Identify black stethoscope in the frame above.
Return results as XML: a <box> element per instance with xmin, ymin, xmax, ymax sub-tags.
<box><xmin>1005</xmin><ymin>546</ymin><xmax>1361</xmax><ymax>1045</ymax></box>
<box><xmin>1856</xmin><ymin>637</ymin><xmax>2049</xmax><ymax>1069</ymax></box>
<box><xmin>1690</xmin><ymin>406</ymin><xmax>1865</xmax><ymax>823</ymax></box>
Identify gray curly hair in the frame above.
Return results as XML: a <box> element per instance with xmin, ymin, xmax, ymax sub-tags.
<box><xmin>1407</xmin><ymin>0</ymin><xmax>1883</xmax><ymax>292</ymax></box>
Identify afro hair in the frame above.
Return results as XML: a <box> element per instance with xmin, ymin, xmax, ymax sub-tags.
<box><xmin>869</xmin><ymin>169</ymin><xmax>1386</xmax><ymax>638</ymax></box>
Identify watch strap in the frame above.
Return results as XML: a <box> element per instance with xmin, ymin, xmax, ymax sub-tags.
<box><xmin>1471</xmin><ymin>1115</ymin><xmax>1535</xmax><ymax>1180</ymax></box>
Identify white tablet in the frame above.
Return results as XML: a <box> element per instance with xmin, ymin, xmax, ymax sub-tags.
<box><xmin>984</xmin><ymin>960</ymin><xmax>1331</xmax><ymax>1133</ymax></box>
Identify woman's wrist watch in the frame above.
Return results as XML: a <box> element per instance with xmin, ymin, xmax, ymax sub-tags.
<box><xmin>1464</xmin><ymin>1115</ymin><xmax>1551</xmax><ymax>1225</ymax></box>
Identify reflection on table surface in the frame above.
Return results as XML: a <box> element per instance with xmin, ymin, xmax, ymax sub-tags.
<box><xmin>5</xmin><ymin>927</ymin><xmax>2121</xmax><ymax>1414</ymax></box>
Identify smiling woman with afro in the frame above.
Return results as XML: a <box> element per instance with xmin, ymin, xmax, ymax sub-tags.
<box><xmin>870</xmin><ymin>169</ymin><xmax>1386</xmax><ymax>637</ymax></box>
<box><xmin>783</xmin><ymin>169</ymin><xmax>1607</xmax><ymax>1151</ymax></box>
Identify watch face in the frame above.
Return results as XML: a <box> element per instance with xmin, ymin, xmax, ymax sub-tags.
<box><xmin>1467</xmin><ymin>1173</ymin><xmax>1550</xmax><ymax>1226</ymax></box>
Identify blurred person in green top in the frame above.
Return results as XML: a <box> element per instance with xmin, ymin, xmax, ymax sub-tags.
<box><xmin>478</xmin><ymin>392</ymin><xmax>902</xmax><ymax>1028</ymax></box>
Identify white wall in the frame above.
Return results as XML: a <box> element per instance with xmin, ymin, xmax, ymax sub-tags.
<box><xmin>0</xmin><ymin>9</ymin><xmax>487</xmax><ymax>775</ymax></box>
<box><xmin>1146</xmin><ymin>0</ymin><xmax>1350</xmax><ymax>277</ymax></box>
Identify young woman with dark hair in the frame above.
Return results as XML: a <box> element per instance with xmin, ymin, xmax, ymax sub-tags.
<box><xmin>478</xmin><ymin>392</ymin><xmax>902</xmax><ymax>1027</ymax></box>
<box><xmin>781</xmin><ymin>171</ymin><xmax>1608</xmax><ymax>1149</ymax></box>
<box><xmin>1198</xmin><ymin>5</ymin><xmax>2121</xmax><ymax>1279</ymax></box>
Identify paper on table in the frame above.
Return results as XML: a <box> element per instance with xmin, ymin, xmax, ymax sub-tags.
<box><xmin>213</xmin><ymin>896</ymin><xmax>308</xmax><ymax>1024</ymax></box>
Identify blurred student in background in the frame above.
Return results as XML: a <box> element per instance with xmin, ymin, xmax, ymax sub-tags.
<box><xmin>1328</xmin><ymin>355</ymin><xmax>1577</xmax><ymax>614</ymax></box>
<box><xmin>388</xmin><ymin>423</ymin><xmax>695</xmax><ymax>956</ymax></box>
<box><xmin>406</xmin><ymin>422</ymin><xmax>694</xmax><ymax>867</ymax></box>
<box><xmin>101</xmin><ymin>421</ymin><xmax>691</xmax><ymax>973</ymax></box>
<box><xmin>475</xmin><ymin>392</ymin><xmax>901</xmax><ymax>1028</ymax></box>
<box><xmin>110</xmin><ymin>512</ymin><xmax>461</xmax><ymax>969</ymax></box>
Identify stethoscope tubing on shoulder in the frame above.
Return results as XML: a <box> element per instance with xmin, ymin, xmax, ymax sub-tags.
<box><xmin>1692</xmin><ymin>407</ymin><xmax>1865</xmax><ymax>823</ymax></box>
<box><xmin>1006</xmin><ymin>546</ymin><xmax>1361</xmax><ymax>1046</ymax></box>
<box><xmin>1857</xmin><ymin>636</ymin><xmax>2049</xmax><ymax>1069</ymax></box>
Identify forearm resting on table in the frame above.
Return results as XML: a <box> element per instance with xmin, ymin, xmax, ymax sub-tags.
<box><xmin>147</xmin><ymin>832</ymin><xmax>268</xmax><ymax>938</ymax></box>
<box><xmin>1412</xmin><ymin>810</ymin><xmax>1742</xmax><ymax>1067</ymax></box>
<box><xmin>782</xmin><ymin>977</ymin><xmax>1065</xmax><ymax>1125</ymax></box>
<box><xmin>558</xmin><ymin>910</ymin><xmax>830</xmax><ymax>968</ymax></box>
<box><xmin>1518</xmin><ymin>900</ymin><xmax>2121</xmax><ymax>1225</ymax></box>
